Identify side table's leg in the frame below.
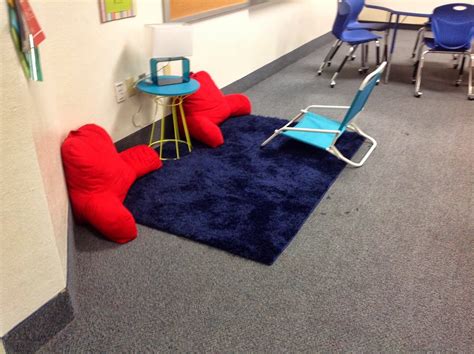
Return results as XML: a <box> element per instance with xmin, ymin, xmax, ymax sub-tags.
<box><xmin>159</xmin><ymin>107</ymin><xmax>166</xmax><ymax>159</ymax></box>
<box><xmin>149</xmin><ymin>122</ymin><xmax>156</xmax><ymax>147</ymax></box>
<box><xmin>178</xmin><ymin>99</ymin><xmax>192</xmax><ymax>152</ymax></box>
<box><xmin>149</xmin><ymin>98</ymin><xmax>159</xmax><ymax>146</ymax></box>
<box><xmin>171</xmin><ymin>97</ymin><xmax>180</xmax><ymax>159</ymax></box>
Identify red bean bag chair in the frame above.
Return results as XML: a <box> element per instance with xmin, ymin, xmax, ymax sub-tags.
<box><xmin>61</xmin><ymin>124</ymin><xmax>162</xmax><ymax>243</ymax></box>
<box><xmin>183</xmin><ymin>71</ymin><xmax>252</xmax><ymax>148</ymax></box>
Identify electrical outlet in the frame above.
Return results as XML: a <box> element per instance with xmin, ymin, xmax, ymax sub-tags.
<box><xmin>125</xmin><ymin>77</ymin><xmax>137</xmax><ymax>97</ymax></box>
<box><xmin>114</xmin><ymin>82</ymin><xmax>126</xmax><ymax>103</ymax></box>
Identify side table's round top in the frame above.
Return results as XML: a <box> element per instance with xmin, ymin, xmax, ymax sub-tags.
<box><xmin>136</xmin><ymin>76</ymin><xmax>200</xmax><ymax>97</ymax></box>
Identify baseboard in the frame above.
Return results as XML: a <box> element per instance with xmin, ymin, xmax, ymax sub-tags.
<box><xmin>115</xmin><ymin>124</ymin><xmax>154</xmax><ymax>152</ymax></box>
<box><xmin>1</xmin><ymin>208</ymin><xmax>77</xmax><ymax>354</ymax></box>
<box><xmin>67</xmin><ymin>205</ymin><xmax>78</xmax><ymax>309</ymax></box>
<box><xmin>115</xmin><ymin>32</ymin><xmax>333</xmax><ymax>150</ymax></box>
<box><xmin>1</xmin><ymin>290</ymin><xmax>74</xmax><ymax>353</ymax></box>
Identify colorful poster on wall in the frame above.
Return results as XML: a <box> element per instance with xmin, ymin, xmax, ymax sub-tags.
<box><xmin>6</xmin><ymin>0</ymin><xmax>45</xmax><ymax>81</ymax></box>
<box><xmin>99</xmin><ymin>0</ymin><xmax>136</xmax><ymax>23</ymax></box>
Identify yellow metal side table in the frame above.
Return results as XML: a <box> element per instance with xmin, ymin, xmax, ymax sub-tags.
<box><xmin>136</xmin><ymin>76</ymin><xmax>200</xmax><ymax>160</ymax></box>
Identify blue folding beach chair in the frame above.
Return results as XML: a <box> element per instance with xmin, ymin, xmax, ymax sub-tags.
<box><xmin>262</xmin><ymin>62</ymin><xmax>386</xmax><ymax>168</ymax></box>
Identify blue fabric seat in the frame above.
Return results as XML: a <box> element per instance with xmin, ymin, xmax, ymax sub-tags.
<box><xmin>340</xmin><ymin>29</ymin><xmax>380</xmax><ymax>45</ymax></box>
<box><xmin>282</xmin><ymin>112</ymin><xmax>345</xmax><ymax>150</ymax></box>
<box><xmin>346</xmin><ymin>0</ymin><xmax>390</xmax><ymax>32</ymax></box>
<box><xmin>347</xmin><ymin>21</ymin><xmax>388</xmax><ymax>31</ymax></box>
<box><xmin>414</xmin><ymin>3</ymin><xmax>474</xmax><ymax>99</ymax></box>
<box><xmin>424</xmin><ymin>37</ymin><xmax>472</xmax><ymax>51</ymax></box>
<box><xmin>317</xmin><ymin>0</ymin><xmax>383</xmax><ymax>88</ymax></box>
<box><xmin>262</xmin><ymin>63</ymin><xmax>387</xmax><ymax>168</ymax></box>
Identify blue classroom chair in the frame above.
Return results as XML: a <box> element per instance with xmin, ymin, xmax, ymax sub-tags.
<box><xmin>347</xmin><ymin>0</ymin><xmax>388</xmax><ymax>31</ymax></box>
<box><xmin>346</xmin><ymin>0</ymin><xmax>390</xmax><ymax>61</ymax></box>
<box><xmin>262</xmin><ymin>62</ymin><xmax>387</xmax><ymax>168</ymax></box>
<box><xmin>318</xmin><ymin>0</ymin><xmax>382</xmax><ymax>88</ymax></box>
<box><xmin>413</xmin><ymin>3</ymin><xmax>474</xmax><ymax>99</ymax></box>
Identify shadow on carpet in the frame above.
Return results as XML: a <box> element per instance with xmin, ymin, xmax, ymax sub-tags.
<box><xmin>125</xmin><ymin>115</ymin><xmax>364</xmax><ymax>265</ymax></box>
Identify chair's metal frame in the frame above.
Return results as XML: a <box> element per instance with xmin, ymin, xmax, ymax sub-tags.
<box><xmin>261</xmin><ymin>64</ymin><xmax>385</xmax><ymax>167</ymax></box>
<box><xmin>317</xmin><ymin>0</ymin><xmax>389</xmax><ymax>88</ymax></box>
<box><xmin>318</xmin><ymin>40</ymin><xmax>382</xmax><ymax>88</ymax></box>
<box><xmin>414</xmin><ymin>28</ymin><xmax>474</xmax><ymax>100</ymax></box>
<box><xmin>411</xmin><ymin>26</ymin><xmax>426</xmax><ymax>58</ymax></box>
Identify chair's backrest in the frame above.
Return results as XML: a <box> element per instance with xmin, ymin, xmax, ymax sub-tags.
<box><xmin>332</xmin><ymin>0</ymin><xmax>352</xmax><ymax>38</ymax></box>
<box><xmin>347</xmin><ymin>0</ymin><xmax>365</xmax><ymax>25</ymax></box>
<box><xmin>339</xmin><ymin>62</ymin><xmax>387</xmax><ymax>130</ymax></box>
<box><xmin>431</xmin><ymin>3</ymin><xmax>474</xmax><ymax>50</ymax></box>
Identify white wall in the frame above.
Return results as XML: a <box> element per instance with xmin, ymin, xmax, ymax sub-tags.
<box><xmin>0</xmin><ymin>18</ymin><xmax>65</xmax><ymax>335</ymax></box>
<box><xmin>0</xmin><ymin>0</ymin><xmax>335</xmax><ymax>336</ymax></box>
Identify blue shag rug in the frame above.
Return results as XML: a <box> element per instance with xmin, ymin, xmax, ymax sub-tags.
<box><xmin>125</xmin><ymin>115</ymin><xmax>364</xmax><ymax>265</ymax></box>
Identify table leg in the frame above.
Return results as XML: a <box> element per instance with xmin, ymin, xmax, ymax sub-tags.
<box><xmin>178</xmin><ymin>99</ymin><xmax>192</xmax><ymax>152</ymax></box>
<box><xmin>148</xmin><ymin>122</ymin><xmax>156</xmax><ymax>147</ymax></box>
<box><xmin>385</xmin><ymin>13</ymin><xmax>400</xmax><ymax>83</ymax></box>
<box><xmin>148</xmin><ymin>98</ymin><xmax>160</xmax><ymax>146</ymax></box>
<box><xmin>383</xmin><ymin>12</ymin><xmax>393</xmax><ymax>62</ymax></box>
<box><xmin>171</xmin><ymin>97</ymin><xmax>180</xmax><ymax>159</ymax></box>
<box><xmin>159</xmin><ymin>106</ymin><xmax>166</xmax><ymax>159</ymax></box>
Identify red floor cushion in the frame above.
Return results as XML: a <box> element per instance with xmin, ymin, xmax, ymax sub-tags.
<box><xmin>183</xmin><ymin>71</ymin><xmax>252</xmax><ymax>148</ymax></box>
<box><xmin>61</xmin><ymin>124</ymin><xmax>162</xmax><ymax>243</ymax></box>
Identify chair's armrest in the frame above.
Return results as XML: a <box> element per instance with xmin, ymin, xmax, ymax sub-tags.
<box><xmin>302</xmin><ymin>105</ymin><xmax>350</xmax><ymax>113</ymax></box>
<box><xmin>279</xmin><ymin>127</ymin><xmax>341</xmax><ymax>136</ymax></box>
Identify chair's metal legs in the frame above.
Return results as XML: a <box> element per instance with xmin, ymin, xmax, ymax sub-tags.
<box><xmin>320</xmin><ymin>39</ymin><xmax>381</xmax><ymax>87</ymax></box>
<box><xmin>414</xmin><ymin>49</ymin><xmax>473</xmax><ymax>99</ymax></box>
<box><xmin>358</xmin><ymin>44</ymin><xmax>370</xmax><ymax>74</ymax></box>
<box><xmin>330</xmin><ymin>45</ymin><xmax>358</xmax><ymax>88</ymax></box>
<box><xmin>359</xmin><ymin>44</ymin><xmax>366</xmax><ymax>74</ymax></box>
<box><xmin>260</xmin><ymin>129</ymin><xmax>281</xmax><ymax>148</ymax></box>
<box><xmin>468</xmin><ymin>53</ymin><xmax>474</xmax><ymax>100</ymax></box>
<box><xmin>412</xmin><ymin>29</ymin><xmax>426</xmax><ymax>83</ymax></box>
<box><xmin>411</xmin><ymin>27</ymin><xmax>424</xmax><ymax>59</ymax></box>
<box><xmin>456</xmin><ymin>55</ymin><xmax>466</xmax><ymax>86</ymax></box>
<box><xmin>412</xmin><ymin>63</ymin><xmax>418</xmax><ymax>84</ymax></box>
<box><xmin>327</xmin><ymin>123</ymin><xmax>377</xmax><ymax>167</ymax></box>
<box><xmin>327</xmin><ymin>41</ymin><xmax>343</xmax><ymax>68</ymax></box>
<box><xmin>318</xmin><ymin>40</ymin><xmax>342</xmax><ymax>75</ymax></box>
<box><xmin>374</xmin><ymin>40</ymin><xmax>381</xmax><ymax>66</ymax></box>
<box><xmin>415</xmin><ymin>50</ymin><xmax>429</xmax><ymax>97</ymax></box>
<box><xmin>261</xmin><ymin>112</ymin><xmax>304</xmax><ymax>147</ymax></box>
<box><xmin>453</xmin><ymin>54</ymin><xmax>461</xmax><ymax>69</ymax></box>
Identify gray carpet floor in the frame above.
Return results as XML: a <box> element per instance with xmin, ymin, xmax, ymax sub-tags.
<box><xmin>40</xmin><ymin>30</ymin><xmax>473</xmax><ymax>352</ymax></box>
